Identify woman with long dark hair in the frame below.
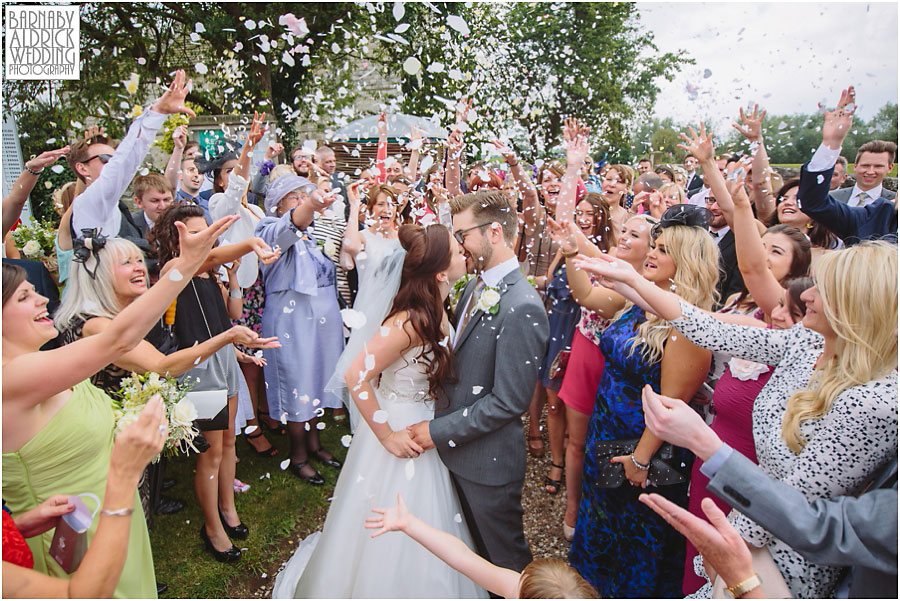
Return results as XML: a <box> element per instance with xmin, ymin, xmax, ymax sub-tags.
<box><xmin>274</xmin><ymin>224</ymin><xmax>487</xmax><ymax>598</ymax></box>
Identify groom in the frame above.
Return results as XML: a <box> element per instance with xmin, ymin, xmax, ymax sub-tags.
<box><xmin>409</xmin><ymin>190</ymin><xmax>549</xmax><ymax>572</ymax></box>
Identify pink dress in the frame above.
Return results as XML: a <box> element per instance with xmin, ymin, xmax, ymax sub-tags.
<box><xmin>559</xmin><ymin>308</ymin><xmax>608</xmax><ymax>415</ymax></box>
<box><xmin>682</xmin><ymin>361</ymin><xmax>774</xmax><ymax>595</ymax></box>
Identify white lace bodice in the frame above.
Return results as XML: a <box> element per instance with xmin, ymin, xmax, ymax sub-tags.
<box><xmin>375</xmin><ymin>346</ymin><xmax>436</xmax><ymax>430</ymax></box>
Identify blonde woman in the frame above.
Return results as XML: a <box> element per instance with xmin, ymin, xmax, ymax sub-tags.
<box><xmin>575</xmin><ymin>240</ymin><xmax>898</xmax><ymax>598</ymax></box>
<box><xmin>566</xmin><ymin>205</ymin><xmax>719</xmax><ymax>597</ymax></box>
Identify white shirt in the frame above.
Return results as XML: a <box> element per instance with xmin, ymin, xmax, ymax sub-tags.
<box><xmin>710</xmin><ymin>225</ymin><xmax>731</xmax><ymax>245</ymax></box>
<box><xmin>142</xmin><ymin>212</ymin><xmax>155</xmax><ymax>232</ymax></box>
<box><xmin>846</xmin><ymin>183</ymin><xmax>883</xmax><ymax>208</ymax></box>
<box><xmin>72</xmin><ymin>109</ymin><xmax>167</xmax><ymax>237</ymax></box>
<box><xmin>209</xmin><ymin>171</ymin><xmax>264</xmax><ymax>288</ymax></box>
<box><xmin>687</xmin><ymin>186</ymin><xmax>710</xmax><ymax>208</ymax></box>
<box><xmin>453</xmin><ymin>255</ymin><xmax>520</xmax><ymax>346</ymax></box>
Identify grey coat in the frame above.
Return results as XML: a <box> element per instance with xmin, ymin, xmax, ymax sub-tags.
<box><xmin>830</xmin><ymin>185</ymin><xmax>896</xmax><ymax>204</ymax></box>
<box><xmin>430</xmin><ymin>268</ymin><xmax>549</xmax><ymax>487</ymax></box>
<box><xmin>708</xmin><ymin>450</ymin><xmax>898</xmax><ymax>599</ymax></box>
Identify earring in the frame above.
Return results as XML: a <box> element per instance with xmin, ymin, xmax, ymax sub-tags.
<box><xmin>806</xmin><ymin>223</ymin><xmax>813</xmax><ymax>230</ymax></box>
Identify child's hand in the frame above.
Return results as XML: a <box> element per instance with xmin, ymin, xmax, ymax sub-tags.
<box><xmin>366</xmin><ymin>492</ymin><xmax>412</xmax><ymax>538</ymax></box>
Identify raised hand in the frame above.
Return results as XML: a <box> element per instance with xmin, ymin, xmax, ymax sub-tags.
<box><xmin>246</xmin><ymin>111</ymin><xmax>267</xmax><ymax>148</ymax></box>
<box><xmin>731</xmin><ymin>104</ymin><xmax>766</xmax><ymax>143</ymax></box>
<box><xmin>174</xmin><ymin>214</ymin><xmax>239</xmax><ymax>270</ymax></box>
<box><xmin>265</xmin><ymin>141</ymin><xmax>284</xmax><ymax>161</ymax></box>
<box><xmin>455</xmin><ymin>96</ymin><xmax>474</xmax><ymax>125</ymax></box>
<box><xmin>572</xmin><ymin>252</ymin><xmax>642</xmax><ymax>287</ymax></box>
<box><xmin>563</xmin><ymin>117</ymin><xmax>590</xmax><ymax>167</ymax></box>
<box><xmin>25</xmin><ymin>145</ymin><xmax>70</xmax><ymax>173</ymax></box>
<box><xmin>365</xmin><ymin>493</ymin><xmax>412</xmax><ymax>538</ymax></box>
<box><xmin>822</xmin><ymin>86</ymin><xmax>856</xmax><ymax>150</ymax></box>
<box><xmin>447</xmin><ymin>130</ymin><xmax>465</xmax><ymax>160</ymax></box>
<box><xmin>172</xmin><ymin>124</ymin><xmax>188</xmax><ymax>150</ymax></box>
<box><xmin>678</xmin><ymin>123</ymin><xmax>715</xmax><ymax>164</ymax></box>
<box><xmin>725</xmin><ymin>173</ymin><xmax>751</xmax><ymax>208</ymax></box>
<box><xmin>109</xmin><ymin>394</ymin><xmax>169</xmax><ymax>483</ymax></box>
<box><xmin>377</xmin><ymin>111</ymin><xmax>388</xmax><ymax>135</ymax></box>
<box><xmin>490</xmin><ymin>139</ymin><xmax>516</xmax><ymax>164</ymax></box>
<box><xmin>83</xmin><ymin>125</ymin><xmax>106</xmax><ymax>140</ymax></box>
<box><xmin>546</xmin><ymin>217</ymin><xmax>578</xmax><ymax>254</ymax></box>
<box><xmin>150</xmin><ymin>70</ymin><xmax>197</xmax><ymax>117</ymax></box>
<box><xmin>407</xmin><ymin>126</ymin><xmax>424</xmax><ymax>150</ymax></box>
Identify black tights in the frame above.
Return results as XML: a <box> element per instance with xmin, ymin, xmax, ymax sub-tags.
<box><xmin>287</xmin><ymin>418</ymin><xmax>335</xmax><ymax>478</ymax></box>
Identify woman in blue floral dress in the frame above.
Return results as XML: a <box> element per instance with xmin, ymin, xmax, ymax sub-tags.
<box><xmin>568</xmin><ymin>208</ymin><xmax>720</xmax><ymax>597</ymax></box>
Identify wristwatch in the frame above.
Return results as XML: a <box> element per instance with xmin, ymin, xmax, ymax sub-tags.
<box><xmin>725</xmin><ymin>574</ymin><xmax>761</xmax><ymax>598</ymax></box>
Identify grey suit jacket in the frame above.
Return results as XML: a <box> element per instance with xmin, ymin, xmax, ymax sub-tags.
<box><xmin>131</xmin><ymin>209</ymin><xmax>150</xmax><ymax>238</ymax></box>
<box><xmin>831</xmin><ymin>185</ymin><xmax>896</xmax><ymax>204</ymax></box>
<box><xmin>430</xmin><ymin>268</ymin><xmax>549</xmax><ymax>487</ymax></box>
<box><xmin>707</xmin><ymin>451</ymin><xmax>898</xmax><ymax>599</ymax></box>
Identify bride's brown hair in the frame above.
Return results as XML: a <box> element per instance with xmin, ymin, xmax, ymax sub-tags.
<box><xmin>386</xmin><ymin>224</ymin><xmax>455</xmax><ymax>400</ymax></box>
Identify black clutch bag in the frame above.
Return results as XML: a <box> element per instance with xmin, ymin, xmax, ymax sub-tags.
<box><xmin>595</xmin><ymin>438</ymin><xmax>687</xmax><ymax>488</ymax></box>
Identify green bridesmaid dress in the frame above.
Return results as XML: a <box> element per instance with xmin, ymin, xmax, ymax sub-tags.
<box><xmin>2</xmin><ymin>380</ymin><xmax>157</xmax><ymax>598</ymax></box>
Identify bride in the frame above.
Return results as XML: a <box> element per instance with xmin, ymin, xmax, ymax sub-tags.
<box><xmin>273</xmin><ymin>224</ymin><xmax>486</xmax><ymax>598</ymax></box>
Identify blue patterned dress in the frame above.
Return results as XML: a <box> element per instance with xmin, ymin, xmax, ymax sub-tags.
<box><xmin>569</xmin><ymin>304</ymin><xmax>691</xmax><ymax>598</ymax></box>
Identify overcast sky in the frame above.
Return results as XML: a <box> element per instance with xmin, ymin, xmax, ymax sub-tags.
<box><xmin>636</xmin><ymin>2</ymin><xmax>898</xmax><ymax>135</ymax></box>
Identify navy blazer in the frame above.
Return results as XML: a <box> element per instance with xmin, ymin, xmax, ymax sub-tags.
<box><xmin>798</xmin><ymin>162</ymin><xmax>898</xmax><ymax>245</ymax></box>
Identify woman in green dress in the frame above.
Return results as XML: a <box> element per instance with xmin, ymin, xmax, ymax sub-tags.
<box><xmin>1</xmin><ymin>214</ymin><xmax>236</xmax><ymax>598</ymax></box>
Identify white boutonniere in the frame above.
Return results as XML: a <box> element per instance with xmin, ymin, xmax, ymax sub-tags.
<box><xmin>475</xmin><ymin>286</ymin><xmax>501</xmax><ymax>315</ymax></box>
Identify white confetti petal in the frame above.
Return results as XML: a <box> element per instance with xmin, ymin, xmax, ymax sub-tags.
<box><xmin>403</xmin><ymin>56</ymin><xmax>421</xmax><ymax>76</ymax></box>
<box><xmin>50</xmin><ymin>164</ymin><xmax>64</xmax><ymax>174</ymax></box>
<box><xmin>816</xmin><ymin>174</ymin><xmax>824</xmax><ymax>184</ymax></box>
<box><xmin>194</xmin><ymin>62</ymin><xmax>208</xmax><ymax>75</ymax></box>
<box><xmin>316</xmin><ymin>422</ymin><xmax>326</xmax><ymax>430</ymax></box>
<box><xmin>395</xmin><ymin>23</ymin><xmax>410</xmax><ymax>34</ymax></box>
<box><xmin>454</xmin><ymin>513</ymin><xmax>462</xmax><ymax>523</ymax></box>
<box><xmin>168</xmin><ymin>269</ymin><xmax>183</xmax><ymax>282</ymax></box>
<box><xmin>280</xmin><ymin>459</ymin><xmax>291</xmax><ymax>470</ymax></box>
<box><xmin>244</xmin><ymin>425</ymin><xmax>258</xmax><ymax>435</ymax></box>
<box><xmin>372</xmin><ymin>410</ymin><xmax>389</xmax><ymax>424</ymax></box>
<box><xmin>364</xmin><ymin>354</ymin><xmax>375</xmax><ymax>371</ymax></box>
<box><xmin>472</xmin><ymin>386</ymin><xmax>483</xmax><ymax>394</ymax></box>
<box><xmin>341</xmin><ymin>434</ymin><xmax>353</xmax><ymax>447</ymax></box>
<box><xmin>195</xmin><ymin>22</ymin><xmax>206</xmax><ymax>33</ymax></box>
<box><xmin>244</xmin><ymin>19</ymin><xmax>256</xmax><ymax>30</ymax></box>
<box><xmin>380</xmin><ymin>326</ymin><xmax>391</xmax><ymax>337</ymax></box>
<box><xmin>392</xmin><ymin>1</ymin><xmax>405</xmax><ymax>21</ymax></box>
<box><xmin>359</xmin><ymin>391</ymin><xmax>368</xmax><ymax>400</ymax></box>
<box><xmin>448</xmin><ymin>439</ymin><xmax>456</xmax><ymax>447</ymax></box>
<box><xmin>446</xmin><ymin>15</ymin><xmax>470</xmax><ymax>36</ymax></box>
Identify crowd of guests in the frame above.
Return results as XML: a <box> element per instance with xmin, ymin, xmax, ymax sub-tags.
<box><xmin>2</xmin><ymin>69</ymin><xmax>897</xmax><ymax>600</ymax></box>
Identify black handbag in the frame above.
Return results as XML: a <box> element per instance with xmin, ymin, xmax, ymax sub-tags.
<box><xmin>594</xmin><ymin>438</ymin><xmax>687</xmax><ymax>488</ymax></box>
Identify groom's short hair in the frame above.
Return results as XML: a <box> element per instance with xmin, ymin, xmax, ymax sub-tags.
<box><xmin>450</xmin><ymin>190</ymin><xmax>517</xmax><ymax>244</ymax></box>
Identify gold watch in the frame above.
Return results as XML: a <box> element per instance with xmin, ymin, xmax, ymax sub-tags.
<box><xmin>725</xmin><ymin>574</ymin><xmax>761</xmax><ymax>599</ymax></box>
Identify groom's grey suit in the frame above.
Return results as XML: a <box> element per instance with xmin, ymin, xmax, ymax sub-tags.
<box><xmin>430</xmin><ymin>266</ymin><xmax>549</xmax><ymax>572</ymax></box>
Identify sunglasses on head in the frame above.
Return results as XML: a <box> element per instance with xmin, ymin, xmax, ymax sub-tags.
<box><xmin>80</xmin><ymin>153</ymin><xmax>112</xmax><ymax>165</ymax></box>
<box><xmin>650</xmin><ymin>204</ymin><xmax>713</xmax><ymax>239</ymax></box>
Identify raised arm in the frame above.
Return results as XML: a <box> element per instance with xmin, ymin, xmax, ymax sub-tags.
<box><xmin>339</xmin><ymin>181</ymin><xmax>364</xmax><ymax>268</ymax></box>
<box><xmin>163</xmin><ymin>125</ymin><xmax>187</xmax><ymax>191</ymax></box>
<box><xmin>445</xmin><ymin>130</ymin><xmax>464</xmax><ymax>198</ymax></box>
<box><xmin>3</xmin><ymin>215</ymin><xmax>237</xmax><ymax>409</ymax></box>
<box><xmin>556</xmin><ymin>118</ymin><xmax>590</xmax><ymax>224</ymax></box>
<box><xmin>732</xmin><ymin>105</ymin><xmax>776</xmax><ymax>223</ymax></box>
<box><xmin>3</xmin><ymin>146</ymin><xmax>70</xmax><ymax>239</ymax></box>
<box><xmin>209</xmin><ymin>112</ymin><xmax>264</xmax><ymax>221</ymax></box>
<box><xmin>72</xmin><ymin>70</ymin><xmax>196</xmax><ymax>237</ymax></box>
<box><xmin>405</xmin><ymin>127</ymin><xmax>423</xmax><ymax>182</ymax></box>
<box><xmin>375</xmin><ymin>111</ymin><xmax>388</xmax><ymax>183</ymax></box>
<box><xmin>491</xmin><ymin>139</ymin><xmax>539</xmax><ymax>226</ymax></box>
<box><xmin>366</xmin><ymin>493</ymin><xmax>521</xmax><ymax>598</ymax></box>
<box><xmin>679</xmin><ymin>122</ymin><xmax>735</xmax><ymax>225</ymax></box>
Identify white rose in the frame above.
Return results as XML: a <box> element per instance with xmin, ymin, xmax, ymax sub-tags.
<box><xmin>170</xmin><ymin>398</ymin><xmax>199</xmax><ymax>427</ymax></box>
<box><xmin>478</xmin><ymin>288</ymin><xmax>501</xmax><ymax>312</ymax></box>
<box><xmin>114</xmin><ymin>409</ymin><xmax>141</xmax><ymax>435</ymax></box>
<box><xmin>22</xmin><ymin>240</ymin><xmax>42</xmax><ymax>258</ymax></box>
<box><xmin>729</xmin><ymin>358</ymin><xmax>770</xmax><ymax>381</ymax></box>
<box><xmin>323</xmin><ymin>239</ymin><xmax>338</xmax><ymax>260</ymax></box>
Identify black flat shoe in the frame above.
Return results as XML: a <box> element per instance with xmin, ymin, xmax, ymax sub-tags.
<box><xmin>311</xmin><ymin>448</ymin><xmax>342</xmax><ymax>470</ymax></box>
<box><xmin>155</xmin><ymin>497</ymin><xmax>186</xmax><ymax>515</ymax></box>
<box><xmin>162</xmin><ymin>478</ymin><xmax>176</xmax><ymax>491</ymax></box>
<box><xmin>199</xmin><ymin>525</ymin><xmax>241</xmax><ymax>563</ymax></box>
<box><xmin>218</xmin><ymin>507</ymin><xmax>249</xmax><ymax>540</ymax></box>
<box><xmin>289</xmin><ymin>461</ymin><xmax>325</xmax><ymax>485</ymax></box>
<box><xmin>157</xmin><ymin>581</ymin><xmax>169</xmax><ymax>596</ymax></box>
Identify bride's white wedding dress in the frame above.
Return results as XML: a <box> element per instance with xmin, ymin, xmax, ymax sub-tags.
<box><xmin>272</xmin><ymin>345</ymin><xmax>487</xmax><ymax>599</ymax></box>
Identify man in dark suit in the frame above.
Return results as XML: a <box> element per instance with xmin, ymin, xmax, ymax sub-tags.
<box><xmin>640</xmin><ymin>387</ymin><xmax>897</xmax><ymax>599</ymax></box>
<box><xmin>131</xmin><ymin>173</ymin><xmax>174</xmax><ymax>237</ymax></box>
<box><xmin>830</xmin><ymin>140</ymin><xmax>896</xmax><ymax>206</ymax></box>
<box><xmin>684</xmin><ymin>154</ymin><xmax>703</xmax><ymax>195</ymax></box>
<box><xmin>705</xmin><ymin>190</ymin><xmax>743</xmax><ymax>308</ymax></box>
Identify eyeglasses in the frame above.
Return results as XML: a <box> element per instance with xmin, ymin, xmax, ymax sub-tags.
<box><xmin>80</xmin><ymin>153</ymin><xmax>112</xmax><ymax>165</ymax></box>
<box><xmin>453</xmin><ymin>222</ymin><xmax>493</xmax><ymax>245</ymax></box>
<box><xmin>650</xmin><ymin>204</ymin><xmax>713</xmax><ymax>239</ymax></box>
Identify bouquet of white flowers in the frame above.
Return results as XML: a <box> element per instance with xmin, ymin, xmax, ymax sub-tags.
<box><xmin>12</xmin><ymin>218</ymin><xmax>57</xmax><ymax>260</ymax></box>
<box><xmin>113</xmin><ymin>372</ymin><xmax>200</xmax><ymax>461</ymax></box>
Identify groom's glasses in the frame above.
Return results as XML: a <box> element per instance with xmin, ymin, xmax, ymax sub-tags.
<box><xmin>453</xmin><ymin>222</ymin><xmax>493</xmax><ymax>245</ymax></box>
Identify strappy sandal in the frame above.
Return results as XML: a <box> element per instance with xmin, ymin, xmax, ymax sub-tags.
<box><xmin>527</xmin><ymin>435</ymin><xmax>545</xmax><ymax>457</ymax></box>
<box><xmin>246</xmin><ymin>428</ymin><xmax>279</xmax><ymax>457</ymax></box>
<box><xmin>258</xmin><ymin>411</ymin><xmax>287</xmax><ymax>436</ymax></box>
<box><xmin>544</xmin><ymin>462</ymin><xmax>564</xmax><ymax>495</ymax></box>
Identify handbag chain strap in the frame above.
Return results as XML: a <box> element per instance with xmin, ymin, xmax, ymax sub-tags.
<box><xmin>191</xmin><ymin>279</ymin><xmax>214</xmax><ymax>340</ymax></box>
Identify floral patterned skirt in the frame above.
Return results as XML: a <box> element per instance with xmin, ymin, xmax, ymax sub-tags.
<box><xmin>233</xmin><ymin>274</ymin><xmax>265</xmax><ymax>354</ymax></box>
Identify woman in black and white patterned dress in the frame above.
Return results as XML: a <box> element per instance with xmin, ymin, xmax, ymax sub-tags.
<box><xmin>576</xmin><ymin>240</ymin><xmax>898</xmax><ymax>598</ymax></box>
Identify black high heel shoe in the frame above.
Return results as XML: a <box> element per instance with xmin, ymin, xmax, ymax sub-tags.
<box><xmin>311</xmin><ymin>447</ymin><xmax>342</xmax><ymax>470</ymax></box>
<box><xmin>200</xmin><ymin>525</ymin><xmax>241</xmax><ymax>563</ymax></box>
<box><xmin>218</xmin><ymin>507</ymin><xmax>249</xmax><ymax>540</ymax></box>
<box><xmin>289</xmin><ymin>461</ymin><xmax>325</xmax><ymax>486</ymax></box>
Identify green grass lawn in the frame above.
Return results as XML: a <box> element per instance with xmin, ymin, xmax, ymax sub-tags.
<box><xmin>149</xmin><ymin>416</ymin><xmax>350</xmax><ymax>598</ymax></box>
<box><xmin>772</xmin><ymin>163</ymin><xmax>898</xmax><ymax>176</ymax></box>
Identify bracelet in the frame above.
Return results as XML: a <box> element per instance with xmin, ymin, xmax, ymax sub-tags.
<box><xmin>24</xmin><ymin>163</ymin><xmax>43</xmax><ymax>176</ymax></box>
<box><xmin>229</xmin><ymin>289</ymin><xmax>243</xmax><ymax>299</ymax></box>
<box><xmin>725</xmin><ymin>574</ymin><xmax>761</xmax><ymax>599</ymax></box>
<box><xmin>630</xmin><ymin>454</ymin><xmax>650</xmax><ymax>471</ymax></box>
<box><xmin>561</xmin><ymin>248</ymin><xmax>578</xmax><ymax>258</ymax></box>
<box><xmin>507</xmin><ymin>160</ymin><xmax>519</xmax><ymax>167</ymax></box>
<box><xmin>100</xmin><ymin>507</ymin><xmax>134</xmax><ymax>517</ymax></box>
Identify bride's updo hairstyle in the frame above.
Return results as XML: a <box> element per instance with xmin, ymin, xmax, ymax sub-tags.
<box><xmin>386</xmin><ymin>223</ymin><xmax>455</xmax><ymax>399</ymax></box>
